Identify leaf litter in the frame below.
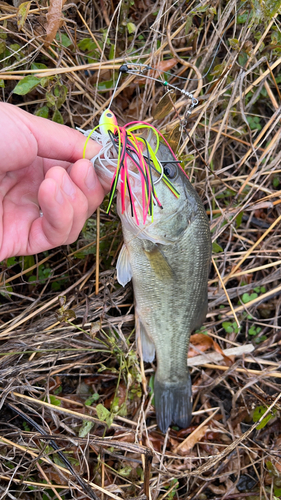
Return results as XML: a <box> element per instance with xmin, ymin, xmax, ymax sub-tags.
<box><xmin>1</xmin><ymin>0</ymin><xmax>281</xmax><ymax>498</ymax></box>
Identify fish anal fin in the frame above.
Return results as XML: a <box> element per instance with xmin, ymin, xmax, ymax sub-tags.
<box><xmin>116</xmin><ymin>244</ymin><xmax>132</xmax><ymax>287</ymax></box>
<box><xmin>136</xmin><ymin>313</ymin><xmax>155</xmax><ymax>363</ymax></box>
<box><xmin>154</xmin><ymin>373</ymin><xmax>192</xmax><ymax>433</ymax></box>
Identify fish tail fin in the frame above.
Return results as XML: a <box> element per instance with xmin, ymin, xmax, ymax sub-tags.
<box><xmin>154</xmin><ymin>372</ymin><xmax>192</xmax><ymax>433</ymax></box>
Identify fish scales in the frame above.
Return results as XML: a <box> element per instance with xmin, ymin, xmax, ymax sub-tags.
<box><xmin>116</xmin><ymin>142</ymin><xmax>212</xmax><ymax>433</ymax></box>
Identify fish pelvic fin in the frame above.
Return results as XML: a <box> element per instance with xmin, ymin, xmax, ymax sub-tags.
<box><xmin>116</xmin><ymin>244</ymin><xmax>132</xmax><ymax>286</ymax></box>
<box><xmin>154</xmin><ymin>372</ymin><xmax>192</xmax><ymax>433</ymax></box>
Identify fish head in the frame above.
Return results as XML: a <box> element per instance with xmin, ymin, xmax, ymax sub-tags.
<box><xmin>117</xmin><ymin>142</ymin><xmax>199</xmax><ymax>244</ymax></box>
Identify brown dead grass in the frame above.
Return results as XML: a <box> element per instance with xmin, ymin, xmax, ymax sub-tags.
<box><xmin>0</xmin><ymin>0</ymin><xmax>281</xmax><ymax>499</ymax></box>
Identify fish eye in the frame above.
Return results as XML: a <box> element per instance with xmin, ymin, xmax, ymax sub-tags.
<box><xmin>163</xmin><ymin>163</ymin><xmax>177</xmax><ymax>179</ymax></box>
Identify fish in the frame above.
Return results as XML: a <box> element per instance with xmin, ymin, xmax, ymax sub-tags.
<box><xmin>115</xmin><ymin>142</ymin><xmax>212</xmax><ymax>433</ymax></box>
<box><xmin>85</xmin><ymin>113</ymin><xmax>212</xmax><ymax>432</ymax></box>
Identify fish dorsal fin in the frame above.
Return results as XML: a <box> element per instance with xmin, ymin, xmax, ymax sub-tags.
<box><xmin>116</xmin><ymin>244</ymin><xmax>132</xmax><ymax>286</ymax></box>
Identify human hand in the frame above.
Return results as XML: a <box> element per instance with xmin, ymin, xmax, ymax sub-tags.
<box><xmin>0</xmin><ymin>102</ymin><xmax>106</xmax><ymax>261</ymax></box>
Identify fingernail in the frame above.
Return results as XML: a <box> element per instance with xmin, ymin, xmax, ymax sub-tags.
<box><xmin>56</xmin><ymin>186</ymin><xmax>64</xmax><ymax>205</ymax></box>
<box><xmin>62</xmin><ymin>174</ymin><xmax>75</xmax><ymax>198</ymax></box>
<box><xmin>83</xmin><ymin>138</ymin><xmax>102</xmax><ymax>160</ymax></box>
<box><xmin>84</xmin><ymin>164</ymin><xmax>96</xmax><ymax>190</ymax></box>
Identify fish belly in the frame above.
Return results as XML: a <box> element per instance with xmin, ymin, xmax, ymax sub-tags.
<box><xmin>122</xmin><ymin>212</ymin><xmax>211</xmax><ymax>433</ymax></box>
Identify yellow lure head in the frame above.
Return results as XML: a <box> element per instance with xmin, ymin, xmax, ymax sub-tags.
<box><xmin>99</xmin><ymin>108</ymin><xmax>118</xmax><ymax>137</ymax></box>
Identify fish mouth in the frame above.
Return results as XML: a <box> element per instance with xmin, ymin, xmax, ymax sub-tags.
<box><xmin>118</xmin><ymin>192</ymin><xmax>189</xmax><ymax>245</ymax></box>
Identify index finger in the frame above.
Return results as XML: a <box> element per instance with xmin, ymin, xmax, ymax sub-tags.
<box><xmin>0</xmin><ymin>103</ymin><xmax>100</xmax><ymax>167</ymax></box>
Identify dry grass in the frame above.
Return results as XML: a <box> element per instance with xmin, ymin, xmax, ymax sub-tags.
<box><xmin>1</xmin><ymin>0</ymin><xmax>281</xmax><ymax>499</ymax></box>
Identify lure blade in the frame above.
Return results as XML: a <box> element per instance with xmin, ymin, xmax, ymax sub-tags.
<box><xmin>153</xmin><ymin>90</ymin><xmax>176</xmax><ymax>120</ymax></box>
<box><xmin>167</xmin><ymin>124</ymin><xmax>181</xmax><ymax>151</ymax></box>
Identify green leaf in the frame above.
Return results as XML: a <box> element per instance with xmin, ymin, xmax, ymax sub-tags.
<box><xmin>229</xmin><ymin>38</ymin><xmax>240</xmax><ymax>50</ymax></box>
<box><xmin>23</xmin><ymin>255</ymin><xmax>35</xmax><ymax>271</ymax></box>
<box><xmin>212</xmin><ymin>242</ymin><xmax>223</xmax><ymax>253</ymax></box>
<box><xmin>110</xmin><ymin>396</ymin><xmax>120</xmax><ymax>413</ymax></box>
<box><xmin>22</xmin><ymin>421</ymin><xmax>31</xmax><ymax>431</ymax></box>
<box><xmin>108</xmin><ymin>44</ymin><xmax>115</xmax><ymax>60</ymax></box>
<box><xmin>118</xmin><ymin>466</ymin><xmax>132</xmax><ymax>477</ymax></box>
<box><xmin>273</xmin><ymin>177</ymin><xmax>280</xmax><ymax>188</ymax></box>
<box><xmin>127</xmin><ymin>22</ymin><xmax>136</xmax><ymax>34</ymax></box>
<box><xmin>0</xmin><ymin>41</ymin><xmax>6</xmax><ymax>54</ymax></box>
<box><xmin>237</xmin><ymin>12</ymin><xmax>249</xmax><ymax>24</ymax></box>
<box><xmin>118</xmin><ymin>403</ymin><xmax>127</xmax><ymax>417</ymax></box>
<box><xmin>79</xmin><ymin>420</ymin><xmax>94</xmax><ymax>437</ymax></box>
<box><xmin>54</xmin><ymin>84</ymin><xmax>67</xmax><ymax>107</ymax></box>
<box><xmin>17</xmin><ymin>1</ymin><xmax>31</xmax><ymax>30</ymax></box>
<box><xmin>51</xmin><ymin>281</ymin><xmax>61</xmax><ymax>291</ymax></box>
<box><xmin>49</xmin><ymin>395</ymin><xmax>61</xmax><ymax>406</ymax></box>
<box><xmin>185</xmin><ymin>15</ymin><xmax>193</xmax><ymax>35</ymax></box>
<box><xmin>0</xmin><ymin>29</ymin><xmax>7</xmax><ymax>40</ymax></box>
<box><xmin>35</xmin><ymin>106</ymin><xmax>49</xmax><ymax>118</ymax></box>
<box><xmin>247</xmin><ymin>115</ymin><xmax>262</xmax><ymax>131</ymax></box>
<box><xmin>210</xmin><ymin>63</ymin><xmax>226</xmax><ymax>77</ymax></box>
<box><xmin>193</xmin><ymin>5</ymin><xmax>209</xmax><ymax>13</ymax></box>
<box><xmin>13</xmin><ymin>75</ymin><xmax>41</xmax><ymax>95</ymax></box>
<box><xmin>96</xmin><ymin>404</ymin><xmax>110</xmax><ymax>422</ymax></box>
<box><xmin>0</xmin><ymin>284</ymin><xmax>13</xmax><ymax>297</ymax></box>
<box><xmin>85</xmin><ymin>393</ymin><xmax>100</xmax><ymax>406</ymax></box>
<box><xmin>266</xmin><ymin>460</ymin><xmax>281</xmax><ymax>477</ymax></box>
<box><xmin>56</xmin><ymin>32</ymin><xmax>72</xmax><ymax>47</ymax></box>
<box><xmin>98</xmin><ymin>79</ymin><xmax>114</xmax><ymax>91</ymax></box>
<box><xmin>253</xmin><ymin>405</ymin><xmax>276</xmax><ymax>430</ymax></box>
<box><xmin>54</xmin><ymin>385</ymin><xmax>62</xmax><ymax>395</ymax></box>
<box><xmin>235</xmin><ymin>211</ymin><xmax>243</xmax><ymax>229</ymax></box>
<box><xmin>78</xmin><ymin>38</ymin><xmax>97</xmax><ymax>52</ymax></box>
<box><xmin>6</xmin><ymin>257</ymin><xmax>17</xmax><ymax>266</ymax></box>
<box><xmin>222</xmin><ymin>321</ymin><xmax>234</xmax><ymax>334</ymax></box>
<box><xmin>10</xmin><ymin>43</ymin><xmax>21</xmax><ymax>52</ymax></box>
<box><xmin>248</xmin><ymin>325</ymin><xmax>261</xmax><ymax>336</ymax></box>
<box><xmin>46</xmin><ymin>92</ymin><xmax>56</xmax><ymax>107</ymax></box>
<box><xmin>254</xmin><ymin>335</ymin><xmax>267</xmax><ymax>344</ymax></box>
<box><xmin>242</xmin><ymin>292</ymin><xmax>258</xmax><ymax>303</ymax></box>
<box><xmin>238</xmin><ymin>51</ymin><xmax>248</xmax><ymax>67</ymax></box>
<box><xmin>52</xmin><ymin>109</ymin><xmax>64</xmax><ymax>124</ymax></box>
<box><xmin>148</xmin><ymin>374</ymin><xmax>155</xmax><ymax>405</ymax></box>
<box><xmin>31</xmin><ymin>62</ymin><xmax>47</xmax><ymax>70</ymax></box>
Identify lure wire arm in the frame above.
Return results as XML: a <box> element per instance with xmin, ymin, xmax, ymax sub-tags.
<box><xmin>118</xmin><ymin>62</ymin><xmax>198</xmax><ymax>115</ymax></box>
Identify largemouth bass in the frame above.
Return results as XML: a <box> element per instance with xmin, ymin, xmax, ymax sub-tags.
<box><xmin>115</xmin><ymin>142</ymin><xmax>212</xmax><ymax>433</ymax></box>
<box><xmin>85</xmin><ymin>114</ymin><xmax>211</xmax><ymax>432</ymax></box>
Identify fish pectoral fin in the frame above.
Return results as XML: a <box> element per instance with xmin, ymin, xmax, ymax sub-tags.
<box><xmin>136</xmin><ymin>314</ymin><xmax>155</xmax><ymax>363</ymax></box>
<box><xmin>142</xmin><ymin>241</ymin><xmax>173</xmax><ymax>280</ymax></box>
<box><xmin>116</xmin><ymin>244</ymin><xmax>132</xmax><ymax>286</ymax></box>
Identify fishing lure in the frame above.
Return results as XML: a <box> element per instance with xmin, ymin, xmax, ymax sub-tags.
<box><xmin>82</xmin><ymin>107</ymin><xmax>183</xmax><ymax>225</ymax></box>
<box><xmin>80</xmin><ymin>58</ymin><xmax>205</xmax><ymax>224</ymax></box>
